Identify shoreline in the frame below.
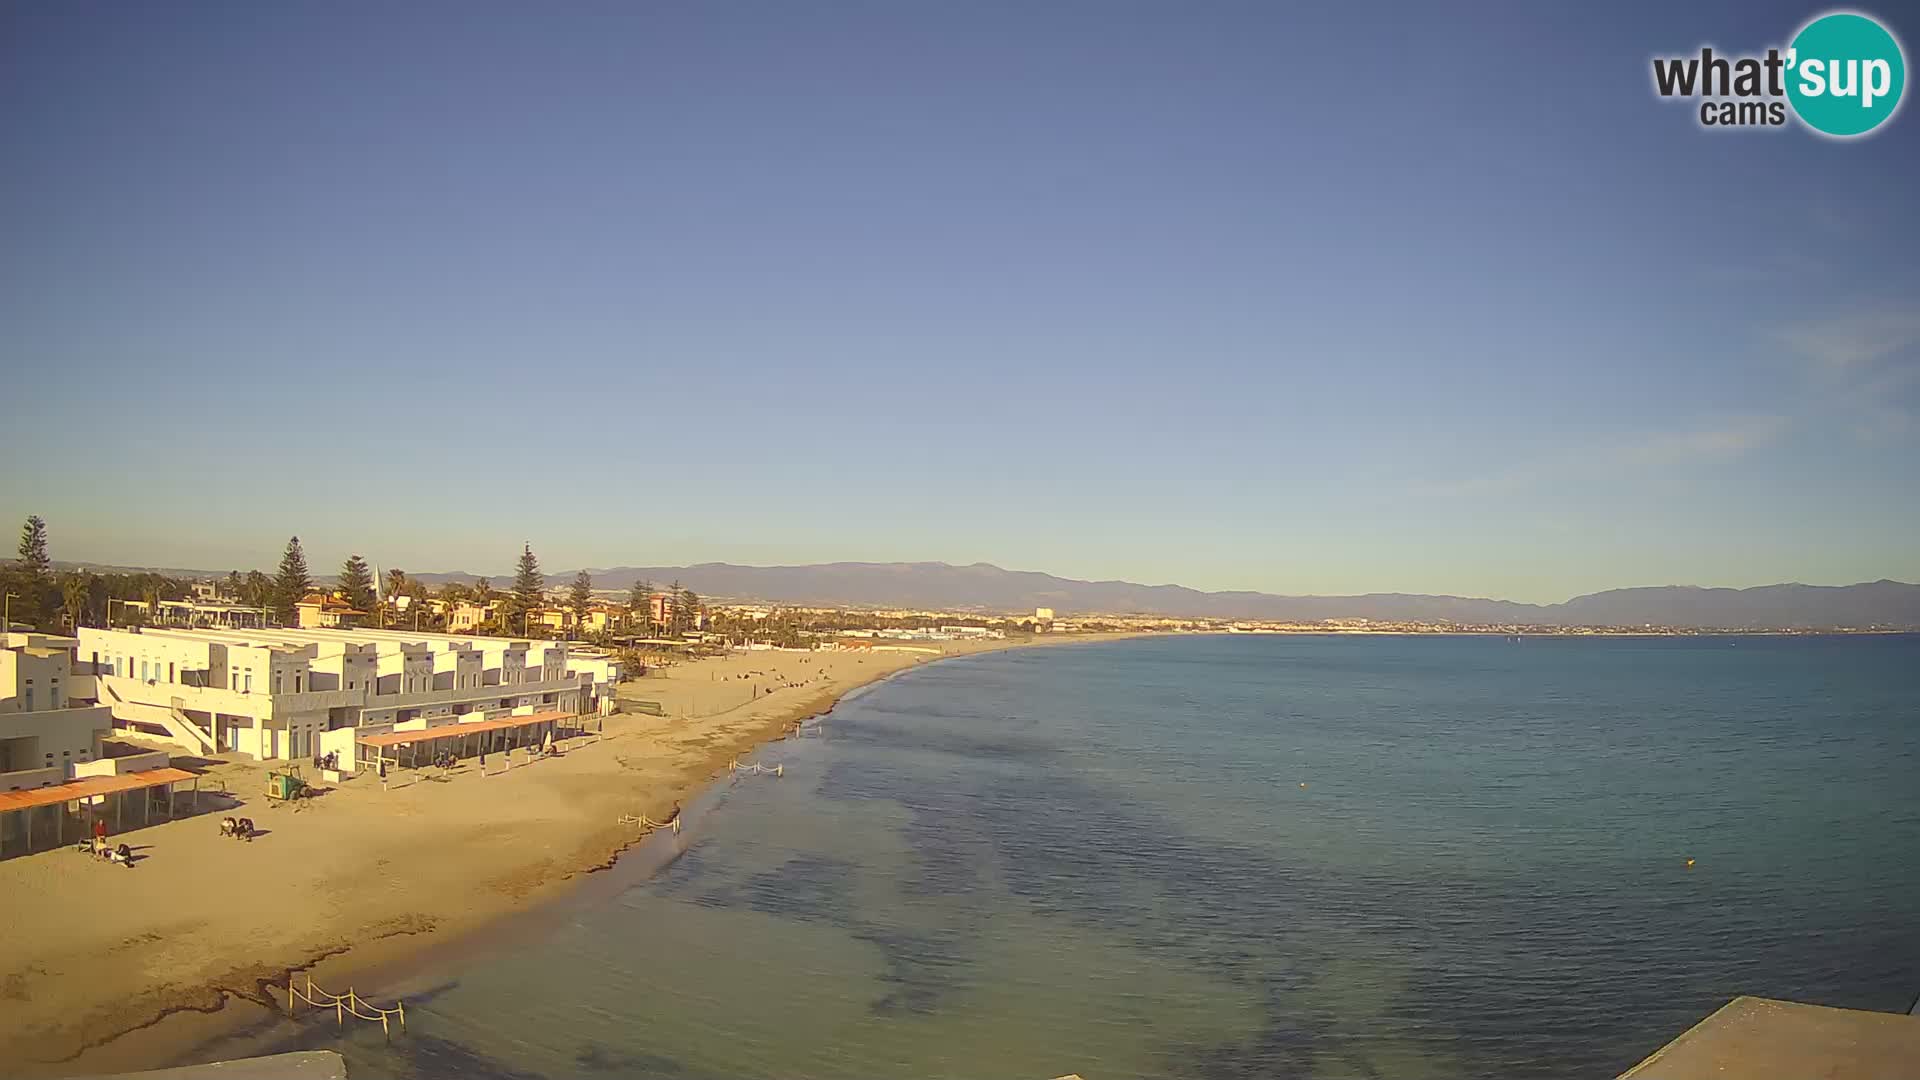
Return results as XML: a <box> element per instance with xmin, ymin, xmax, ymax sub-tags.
<box><xmin>3</xmin><ymin>631</ymin><xmax>1149</xmax><ymax>1078</ymax></box>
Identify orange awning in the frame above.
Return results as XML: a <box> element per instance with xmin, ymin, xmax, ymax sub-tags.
<box><xmin>356</xmin><ymin>711</ymin><xmax>573</xmax><ymax>750</ymax></box>
<box><xmin>0</xmin><ymin>767</ymin><xmax>201</xmax><ymax>814</ymax></box>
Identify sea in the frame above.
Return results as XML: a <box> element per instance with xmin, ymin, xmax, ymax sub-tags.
<box><xmin>181</xmin><ymin>633</ymin><xmax>1920</xmax><ymax>1079</ymax></box>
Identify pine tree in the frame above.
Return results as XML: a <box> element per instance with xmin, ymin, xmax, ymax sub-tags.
<box><xmin>273</xmin><ymin>536</ymin><xmax>312</xmax><ymax>625</ymax></box>
<box><xmin>630</xmin><ymin>579</ymin><xmax>654</xmax><ymax>628</ymax></box>
<box><xmin>225</xmin><ymin>570</ymin><xmax>243</xmax><ymax>600</ymax></box>
<box><xmin>569</xmin><ymin>569</ymin><xmax>593</xmax><ymax>633</ymax></box>
<box><xmin>681</xmin><ymin>588</ymin><xmax>701</xmax><ymax>631</ymax></box>
<box><xmin>668</xmin><ymin>579</ymin><xmax>686</xmax><ymax>634</ymax></box>
<box><xmin>10</xmin><ymin>515</ymin><xmax>52</xmax><ymax>629</ymax></box>
<box><xmin>339</xmin><ymin>555</ymin><xmax>376</xmax><ymax>624</ymax></box>
<box><xmin>508</xmin><ymin>543</ymin><xmax>544</xmax><ymax>630</ymax></box>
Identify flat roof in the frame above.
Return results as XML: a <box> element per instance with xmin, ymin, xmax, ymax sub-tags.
<box><xmin>0</xmin><ymin>767</ymin><xmax>201</xmax><ymax>814</ymax></box>
<box><xmin>1619</xmin><ymin>996</ymin><xmax>1920</xmax><ymax>1080</ymax></box>
<box><xmin>356</xmin><ymin>711</ymin><xmax>573</xmax><ymax>749</ymax></box>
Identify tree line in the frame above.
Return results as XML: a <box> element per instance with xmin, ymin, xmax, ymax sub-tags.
<box><xmin>2</xmin><ymin>516</ymin><xmax>704</xmax><ymax>643</ymax></box>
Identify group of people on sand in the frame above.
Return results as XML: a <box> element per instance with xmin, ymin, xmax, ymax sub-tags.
<box><xmin>83</xmin><ymin>819</ymin><xmax>134</xmax><ymax>867</ymax></box>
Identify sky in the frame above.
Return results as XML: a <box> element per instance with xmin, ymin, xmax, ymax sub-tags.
<box><xmin>1</xmin><ymin>1</ymin><xmax>1916</xmax><ymax>603</ymax></box>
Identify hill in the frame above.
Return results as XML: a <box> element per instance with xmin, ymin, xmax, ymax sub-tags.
<box><xmin>398</xmin><ymin>562</ymin><xmax>1920</xmax><ymax>629</ymax></box>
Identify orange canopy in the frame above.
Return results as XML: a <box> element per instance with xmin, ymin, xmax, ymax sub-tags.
<box><xmin>0</xmin><ymin>767</ymin><xmax>200</xmax><ymax>814</ymax></box>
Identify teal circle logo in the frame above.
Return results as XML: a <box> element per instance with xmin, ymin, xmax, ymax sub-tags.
<box><xmin>1786</xmin><ymin>12</ymin><xmax>1906</xmax><ymax>136</ymax></box>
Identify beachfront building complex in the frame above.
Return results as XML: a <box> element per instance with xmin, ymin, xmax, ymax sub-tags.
<box><xmin>76</xmin><ymin>626</ymin><xmax>620</xmax><ymax>764</ymax></box>
<box><xmin>1</xmin><ymin>632</ymin><xmax>116</xmax><ymax>791</ymax></box>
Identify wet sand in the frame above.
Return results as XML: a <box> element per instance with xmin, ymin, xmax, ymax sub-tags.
<box><xmin>0</xmin><ymin>634</ymin><xmax>1142</xmax><ymax>1077</ymax></box>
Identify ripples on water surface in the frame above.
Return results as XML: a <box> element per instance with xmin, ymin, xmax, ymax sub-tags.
<box><xmin>210</xmin><ymin>634</ymin><xmax>1919</xmax><ymax>1078</ymax></box>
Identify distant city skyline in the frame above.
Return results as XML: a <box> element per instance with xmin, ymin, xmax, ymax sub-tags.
<box><xmin>3</xmin><ymin>2</ymin><xmax>1916</xmax><ymax>605</ymax></box>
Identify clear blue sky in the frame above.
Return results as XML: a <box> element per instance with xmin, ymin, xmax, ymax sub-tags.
<box><xmin>2</xmin><ymin>1</ymin><xmax>1915</xmax><ymax>603</ymax></box>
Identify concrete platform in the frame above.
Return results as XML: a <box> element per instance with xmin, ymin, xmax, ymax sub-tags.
<box><xmin>1619</xmin><ymin>996</ymin><xmax>1920</xmax><ymax>1080</ymax></box>
<box><xmin>84</xmin><ymin>1050</ymin><xmax>347</xmax><ymax>1079</ymax></box>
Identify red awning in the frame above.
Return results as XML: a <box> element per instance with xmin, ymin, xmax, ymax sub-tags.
<box><xmin>0</xmin><ymin>767</ymin><xmax>201</xmax><ymax>814</ymax></box>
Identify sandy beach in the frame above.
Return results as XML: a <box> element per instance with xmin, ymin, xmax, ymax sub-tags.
<box><xmin>0</xmin><ymin>633</ymin><xmax>1140</xmax><ymax>1077</ymax></box>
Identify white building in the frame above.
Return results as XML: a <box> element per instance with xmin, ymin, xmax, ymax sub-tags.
<box><xmin>2</xmin><ymin>632</ymin><xmax>116</xmax><ymax>791</ymax></box>
<box><xmin>77</xmin><ymin>626</ymin><xmax>621</xmax><ymax>764</ymax></box>
<box><xmin>154</xmin><ymin>599</ymin><xmax>270</xmax><ymax>630</ymax></box>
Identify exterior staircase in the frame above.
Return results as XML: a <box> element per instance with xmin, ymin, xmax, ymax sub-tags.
<box><xmin>93</xmin><ymin>678</ymin><xmax>218</xmax><ymax>754</ymax></box>
<box><xmin>168</xmin><ymin>697</ymin><xmax>218</xmax><ymax>754</ymax></box>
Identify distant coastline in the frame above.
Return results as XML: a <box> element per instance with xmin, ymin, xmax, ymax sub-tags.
<box><xmin>15</xmin><ymin>556</ymin><xmax>1917</xmax><ymax>631</ymax></box>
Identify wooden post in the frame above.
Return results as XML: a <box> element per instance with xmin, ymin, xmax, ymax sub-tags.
<box><xmin>397</xmin><ymin>1000</ymin><xmax>405</xmax><ymax>1029</ymax></box>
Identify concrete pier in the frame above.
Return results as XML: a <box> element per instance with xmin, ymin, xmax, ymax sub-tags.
<box><xmin>1619</xmin><ymin>996</ymin><xmax>1920</xmax><ymax>1080</ymax></box>
<box><xmin>84</xmin><ymin>1050</ymin><xmax>347</xmax><ymax>1079</ymax></box>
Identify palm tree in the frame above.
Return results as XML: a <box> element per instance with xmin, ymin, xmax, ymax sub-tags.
<box><xmin>59</xmin><ymin>572</ymin><xmax>90</xmax><ymax>630</ymax></box>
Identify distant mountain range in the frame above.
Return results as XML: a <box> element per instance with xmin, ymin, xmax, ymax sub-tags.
<box><xmin>26</xmin><ymin>557</ymin><xmax>1917</xmax><ymax>629</ymax></box>
<box><xmin>394</xmin><ymin>561</ymin><xmax>1920</xmax><ymax>630</ymax></box>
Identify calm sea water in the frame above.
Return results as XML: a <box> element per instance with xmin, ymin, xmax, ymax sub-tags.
<box><xmin>195</xmin><ymin>635</ymin><xmax>1920</xmax><ymax>1079</ymax></box>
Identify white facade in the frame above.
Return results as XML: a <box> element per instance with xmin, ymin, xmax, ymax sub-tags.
<box><xmin>2</xmin><ymin>633</ymin><xmax>115</xmax><ymax>790</ymax></box>
<box><xmin>77</xmin><ymin>626</ymin><xmax>620</xmax><ymax>762</ymax></box>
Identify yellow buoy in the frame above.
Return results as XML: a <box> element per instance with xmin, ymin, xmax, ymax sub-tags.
<box><xmin>1299</xmin><ymin>782</ymin><xmax>1308</xmax><ymax>789</ymax></box>
<box><xmin>1685</xmin><ymin>858</ymin><xmax>1695</xmax><ymax>868</ymax></box>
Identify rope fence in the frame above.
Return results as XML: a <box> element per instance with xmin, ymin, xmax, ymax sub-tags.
<box><xmin>617</xmin><ymin>812</ymin><xmax>683</xmax><ymax>833</ymax></box>
<box><xmin>287</xmin><ymin>975</ymin><xmax>406</xmax><ymax>1039</ymax></box>
<box><xmin>727</xmin><ymin>758</ymin><xmax>784</xmax><ymax>777</ymax></box>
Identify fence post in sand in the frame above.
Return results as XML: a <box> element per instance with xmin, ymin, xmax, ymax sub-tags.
<box><xmin>397</xmin><ymin>1000</ymin><xmax>406</xmax><ymax>1030</ymax></box>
